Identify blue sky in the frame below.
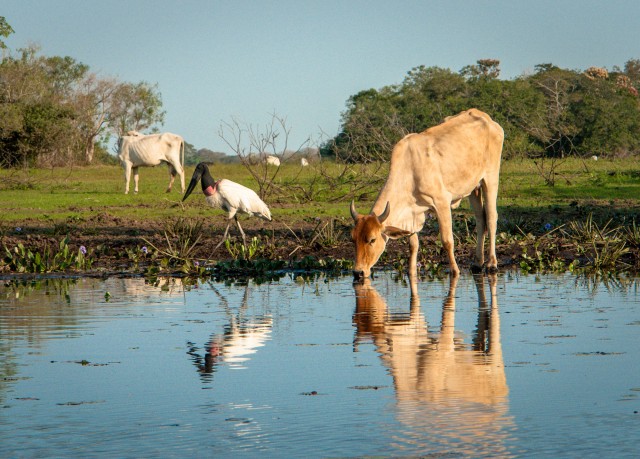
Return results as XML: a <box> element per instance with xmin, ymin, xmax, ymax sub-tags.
<box><xmin>4</xmin><ymin>1</ymin><xmax>639</xmax><ymax>153</ymax></box>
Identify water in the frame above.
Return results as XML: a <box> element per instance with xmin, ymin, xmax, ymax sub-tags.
<box><xmin>1</xmin><ymin>272</ymin><xmax>639</xmax><ymax>458</ymax></box>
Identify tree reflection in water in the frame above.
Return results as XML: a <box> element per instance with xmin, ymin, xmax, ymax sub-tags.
<box><xmin>353</xmin><ymin>274</ymin><xmax>517</xmax><ymax>457</ymax></box>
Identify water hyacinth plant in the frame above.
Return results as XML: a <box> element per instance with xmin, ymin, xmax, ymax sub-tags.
<box><xmin>2</xmin><ymin>237</ymin><xmax>93</xmax><ymax>273</ymax></box>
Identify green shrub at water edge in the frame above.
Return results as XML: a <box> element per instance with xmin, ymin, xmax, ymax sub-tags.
<box><xmin>2</xmin><ymin>237</ymin><xmax>93</xmax><ymax>273</ymax></box>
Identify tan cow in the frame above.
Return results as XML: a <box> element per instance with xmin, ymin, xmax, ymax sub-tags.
<box><xmin>353</xmin><ymin>274</ymin><xmax>514</xmax><ymax>455</ymax></box>
<box><xmin>117</xmin><ymin>131</ymin><xmax>185</xmax><ymax>194</ymax></box>
<box><xmin>350</xmin><ymin>109</ymin><xmax>504</xmax><ymax>279</ymax></box>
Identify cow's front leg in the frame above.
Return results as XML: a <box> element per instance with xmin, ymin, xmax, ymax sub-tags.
<box><xmin>132</xmin><ymin>167</ymin><xmax>140</xmax><ymax>194</ymax></box>
<box><xmin>123</xmin><ymin>163</ymin><xmax>132</xmax><ymax>194</ymax></box>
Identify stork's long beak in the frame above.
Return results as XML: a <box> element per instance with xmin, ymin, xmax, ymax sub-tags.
<box><xmin>182</xmin><ymin>169</ymin><xmax>202</xmax><ymax>202</ymax></box>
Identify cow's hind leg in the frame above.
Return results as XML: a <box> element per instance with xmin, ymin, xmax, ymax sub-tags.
<box><xmin>481</xmin><ymin>178</ymin><xmax>499</xmax><ymax>273</ymax></box>
<box><xmin>435</xmin><ymin>200</ymin><xmax>460</xmax><ymax>276</ymax></box>
<box><xmin>468</xmin><ymin>188</ymin><xmax>487</xmax><ymax>272</ymax></box>
<box><xmin>408</xmin><ymin>232</ymin><xmax>420</xmax><ymax>277</ymax></box>
<box><xmin>166</xmin><ymin>164</ymin><xmax>176</xmax><ymax>193</ymax></box>
<box><xmin>167</xmin><ymin>158</ymin><xmax>184</xmax><ymax>194</ymax></box>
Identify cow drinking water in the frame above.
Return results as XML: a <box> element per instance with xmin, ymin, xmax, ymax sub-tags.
<box><xmin>350</xmin><ymin>109</ymin><xmax>504</xmax><ymax>279</ymax></box>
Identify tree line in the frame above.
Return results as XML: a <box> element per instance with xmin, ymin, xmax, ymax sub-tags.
<box><xmin>322</xmin><ymin>58</ymin><xmax>640</xmax><ymax>162</ymax></box>
<box><xmin>3</xmin><ymin>13</ymin><xmax>640</xmax><ymax>170</ymax></box>
<box><xmin>0</xmin><ymin>17</ymin><xmax>164</xmax><ymax>168</ymax></box>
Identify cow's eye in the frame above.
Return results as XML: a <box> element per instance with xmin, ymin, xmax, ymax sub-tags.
<box><xmin>369</xmin><ymin>238</ymin><xmax>376</xmax><ymax>245</ymax></box>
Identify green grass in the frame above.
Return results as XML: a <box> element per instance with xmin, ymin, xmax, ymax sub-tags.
<box><xmin>0</xmin><ymin>157</ymin><xmax>639</xmax><ymax>226</ymax></box>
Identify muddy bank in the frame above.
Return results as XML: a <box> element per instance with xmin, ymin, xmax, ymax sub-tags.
<box><xmin>1</xmin><ymin>212</ymin><xmax>639</xmax><ymax>277</ymax></box>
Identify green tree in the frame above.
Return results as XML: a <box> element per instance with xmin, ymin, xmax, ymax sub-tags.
<box><xmin>109</xmin><ymin>82</ymin><xmax>165</xmax><ymax>138</ymax></box>
<box><xmin>0</xmin><ymin>16</ymin><xmax>14</xmax><ymax>53</ymax></box>
<box><xmin>0</xmin><ymin>46</ymin><xmax>86</xmax><ymax>167</ymax></box>
<box><xmin>572</xmin><ymin>68</ymin><xmax>640</xmax><ymax>155</ymax></box>
<box><xmin>330</xmin><ymin>87</ymin><xmax>403</xmax><ymax>163</ymax></box>
<box><xmin>73</xmin><ymin>74</ymin><xmax>119</xmax><ymax>163</ymax></box>
<box><xmin>398</xmin><ymin>65</ymin><xmax>467</xmax><ymax>131</ymax></box>
<box><xmin>0</xmin><ymin>42</ymin><xmax>167</xmax><ymax>168</ymax></box>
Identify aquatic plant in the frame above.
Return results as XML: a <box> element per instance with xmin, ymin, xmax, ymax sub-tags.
<box><xmin>142</xmin><ymin>217</ymin><xmax>205</xmax><ymax>272</ymax></box>
<box><xmin>123</xmin><ymin>245</ymin><xmax>154</xmax><ymax>270</ymax></box>
<box><xmin>225</xmin><ymin>236</ymin><xmax>263</xmax><ymax>260</ymax></box>
<box><xmin>2</xmin><ymin>237</ymin><xmax>93</xmax><ymax>273</ymax></box>
<box><xmin>283</xmin><ymin>218</ymin><xmax>348</xmax><ymax>258</ymax></box>
<box><xmin>563</xmin><ymin>214</ymin><xmax>629</xmax><ymax>273</ymax></box>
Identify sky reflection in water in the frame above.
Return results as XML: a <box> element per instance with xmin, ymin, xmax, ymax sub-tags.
<box><xmin>1</xmin><ymin>272</ymin><xmax>639</xmax><ymax>458</ymax></box>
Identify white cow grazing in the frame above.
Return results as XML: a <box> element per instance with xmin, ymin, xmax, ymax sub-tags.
<box><xmin>117</xmin><ymin>132</ymin><xmax>185</xmax><ymax>194</ymax></box>
<box><xmin>265</xmin><ymin>155</ymin><xmax>280</xmax><ymax>166</ymax></box>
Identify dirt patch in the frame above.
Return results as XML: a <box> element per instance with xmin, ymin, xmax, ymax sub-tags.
<box><xmin>1</xmin><ymin>210</ymin><xmax>639</xmax><ymax>276</ymax></box>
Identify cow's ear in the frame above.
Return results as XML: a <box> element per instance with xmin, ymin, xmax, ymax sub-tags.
<box><xmin>383</xmin><ymin>226</ymin><xmax>411</xmax><ymax>240</ymax></box>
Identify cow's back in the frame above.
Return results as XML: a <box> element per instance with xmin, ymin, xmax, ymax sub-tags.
<box><xmin>403</xmin><ymin>109</ymin><xmax>503</xmax><ymax>196</ymax></box>
<box><xmin>120</xmin><ymin>132</ymin><xmax>183</xmax><ymax>167</ymax></box>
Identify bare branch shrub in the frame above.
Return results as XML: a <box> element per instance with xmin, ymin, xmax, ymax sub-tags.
<box><xmin>218</xmin><ymin>113</ymin><xmax>311</xmax><ymax>199</ymax></box>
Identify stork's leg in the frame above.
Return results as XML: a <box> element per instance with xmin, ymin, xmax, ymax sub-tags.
<box><xmin>215</xmin><ymin>220</ymin><xmax>233</xmax><ymax>250</ymax></box>
<box><xmin>235</xmin><ymin>217</ymin><xmax>247</xmax><ymax>247</ymax></box>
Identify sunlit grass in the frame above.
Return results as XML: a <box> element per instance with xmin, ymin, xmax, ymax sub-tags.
<box><xmin>0</xmin><ymin>157</ymin><xmax>639</xmax><ymax>225</ymax></box>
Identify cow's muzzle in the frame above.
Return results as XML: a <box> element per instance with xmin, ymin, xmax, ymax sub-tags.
<box><xmin>352</xmin><ymin>270</ymin><xmax>367</xmax><ymax>282</ymax></box>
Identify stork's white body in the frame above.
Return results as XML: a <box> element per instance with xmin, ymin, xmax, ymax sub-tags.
<box><xmin>205</xmin><ymin>179</ymin><xmax>271</xmax><ymax>221</ymax></box>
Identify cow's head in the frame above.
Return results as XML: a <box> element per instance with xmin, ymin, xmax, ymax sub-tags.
<box><xmin>350</xmin><ymin>201</ymin><xmax>409</xmax><ymax>281</ymax></box>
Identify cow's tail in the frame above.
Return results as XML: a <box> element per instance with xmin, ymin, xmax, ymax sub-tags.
<box><xmin>180</xmin><ymin>139</ymin><xmax>185</xmax><ymax>171</ymax></box>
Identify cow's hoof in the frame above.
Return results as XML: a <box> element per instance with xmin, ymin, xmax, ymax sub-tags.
<box><xmin>470</xmin><ymin>264</ymin><xmax>483</xmax><ymax>274</ymax></box>
<box><xmin>487</xmin><ymin>265</ymin><xmax>499</xmax><ymax>274</ymax></box>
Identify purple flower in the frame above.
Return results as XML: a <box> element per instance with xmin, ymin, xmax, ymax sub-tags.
<box><xmin>79</xmin><ymin>245</ymin><xmax>87</xmax><ymax>255</ymax></box>
<box><xmin>141</xmin><ymin>246</ymin><xmax>148</xmax><ymax>254</ymax></box>
<box><xmin>15</xmin><ymin>227</ymin><xmax>21</xmax><ymax>233</ymax></box>
<box><xmin>544</xmin><ymin>223</ymin><xmax>552</xmax><ymax>231</ymax></box>
<box><xmin>194</xmin><ymin>261</ymin><xmax>200</xmax><ymax>267</ymax></box>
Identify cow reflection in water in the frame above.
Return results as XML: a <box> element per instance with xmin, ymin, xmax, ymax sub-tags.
<box><xmin>353</xmin><ymin>275</ymin><xmax>516</xmax><ymax>457</ymax></box>
<box><xmin>187</xmin><ymin>285</ymin><xmax>272</xmax><ymax>382</ymax></box>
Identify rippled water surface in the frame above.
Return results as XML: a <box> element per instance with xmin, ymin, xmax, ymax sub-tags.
<box><xmin>1</xmin><ymin>272</ymin><xmax>639</xmax><ymax>458</ymax></box>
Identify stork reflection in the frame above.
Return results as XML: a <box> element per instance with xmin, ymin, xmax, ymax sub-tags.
<box><xmin>187</xmin><ymin>283</ymin><xmax>272</xmax><ymax>383</ymax></box>
<box><xmin>353</xmin><ymin>274</ymin><xmax>515</xmax><ymax>457</ymax></box>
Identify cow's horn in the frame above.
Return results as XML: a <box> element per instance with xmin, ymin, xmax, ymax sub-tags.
<box><xmin>350</xmin><ymin>200</ymin><xmax>359</xmax><ymax>221</ymax></box>
<box><xmin>377</xmin><ymin>202</ymin><xmax>390</xmax><ymax>223</ymax></box>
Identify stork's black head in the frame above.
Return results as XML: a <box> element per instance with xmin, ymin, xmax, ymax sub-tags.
<box><xmin>183</xmin><ymin>162</ymin><xmax>215</xmax><ymax>201</ymax></box>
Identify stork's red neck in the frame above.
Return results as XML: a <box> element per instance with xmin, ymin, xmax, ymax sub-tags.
<box><xmin>204</xmin><ymin>180</ymin><xmax>221</xmax><ymax>196</ymax></box>
<box><xmin>198</xmin><ymin>164</ymin><xmax>217</xmax><ymax>195</ymax></box>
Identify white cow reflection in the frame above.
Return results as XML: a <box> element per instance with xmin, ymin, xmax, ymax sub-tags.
<box><xmin>353</xmin><ymin>274</ymin><xmax>516</xmax><ymax>457</ymax></box>
<box><xmin>187</xmin><ymin>284</ymin><xmax>272</xmax><ymax>382</ymax></box>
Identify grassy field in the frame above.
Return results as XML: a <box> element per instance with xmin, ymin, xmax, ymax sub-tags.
<box><xmin>1</xmin><ymin>157</ymin><xmax>639</xmax><ymax>277</ymax></box>
<box><xmin>0</xmin><ymin>157</ymin><xmax>639</xmax><ymax>225</ymax></box>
